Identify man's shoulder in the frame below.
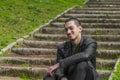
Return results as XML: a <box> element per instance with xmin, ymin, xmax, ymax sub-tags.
<box><xmin>57</xmin><ymin>40</ymin><xmax>70</xmax><ymax>49</ymax></box>
<box><xmin>83</xmin><ymin>36</ymin><xmax>96</xmax><ymax>44</ymax></box>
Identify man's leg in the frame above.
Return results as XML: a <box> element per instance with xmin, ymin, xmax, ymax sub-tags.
<box><xmin>43</xmin><ymin>75</ymin><xmax>54</xmax><ymax>80</ymax></box>
<box><xmin>69</xmin><ymin>61</ymin><xmax>93</xmax><ymax>80</ymax></box>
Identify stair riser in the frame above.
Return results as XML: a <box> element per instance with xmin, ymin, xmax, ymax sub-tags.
<box><xmin>96</xmin><ymin>61</ymin><xmax>115</xmax><ymax>70</ymax></box>
<box><xmin>41</xmin><ymin>28</ymin><xmax>120</xmax><ymax>35</ymax></box>
<box><xmin>87</xmin><ymin>5</ymin><xmax>120</xmax><ymax>7</ymax></box>
<box><xmin>24</xmin><ymin>41</ymin><xmax>59</xmax><ymax>49</ymax></box>
<box><xmin>0</xmin><ymin>68</ymin><xmax>46</xmax><ymax>78</ymax></box>
<box><xmin>68</xmin><ymin>10</ymin><xmax>120</xmax><ymax>14</ymax></box>
<box><xmin>97</xmin><ymin>51</ymin><xmax>120</xmax><ymax>59</ymax></box>
<box><xmin>0</xmin><ymin>67</ymin><xmax>110</xmax><ymax>80</ymax></box>
<box><xmin>57</xmin><ymin>18</ymin><xmax>120</xmax><ymax>23</ymax></box>
<box><xmin>34</xmin><ymin>35</ymin><xmax>120</xmax><ymax>42</ymax></box>
<box><xmin>12</xmin><ymin>49</ymin><xmax>120</xmax><ymax>59</ymax></box>
<box><xmin>63</xmin><ymin>14</ymin><xmax>120</xmax><ymax>18</ymax></box>
<box><xmin>87</xmin><ymin>2</ymin><xmax>120</xmax><ymax>5</ymax></box>
<box><xmin>73</xmin><ymin>7</ymin><xmax>120</xmax><ymax>10</ymax></box>
<box><xmin>51</xmin><ymin>23</ymin><xmax>120</xmax><ymax>28</ymax></box>
<box><xmin>89</xmin><ymin>0</ymin><xmax>120</xmax><ymax>1</ymax></box>
<box><xmin>0</xmin><ymin>59</ymin><xmax>115</xmax><ymax>70</ymax></box>
<box><xmin>24</xmin><ymin>41</ymin><xmax>120</xmax><ymax>50</ymax></box>
<box><xmin>49</xmin><ymin>25</ymin><xmax>120</xmax><ymax>28</ymax></box>
<box><xmin>0</xmin><ymin>59</ymin><xmax>55</xmax><ymax>66</ymax></box>
<box><xmin>11</xmin><ymin>49</ymin><xmax>56</xmax><ymax>55</ymax></box>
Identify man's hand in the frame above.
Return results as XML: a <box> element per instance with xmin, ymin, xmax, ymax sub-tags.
<box><xmin>61</xmin><ymin>77</ymin><xmax>68</xmax><ymax>80</ymax></box>
<box><xmin>47</xmin><ymin>63</ymin><xmax>60</xmax><ymax>76</ymax></box>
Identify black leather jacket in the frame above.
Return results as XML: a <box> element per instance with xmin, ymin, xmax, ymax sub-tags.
<box><xmin>56</xmin><ymin>36</ymin><xmax>97</xmax><ymax>69</ymax></box>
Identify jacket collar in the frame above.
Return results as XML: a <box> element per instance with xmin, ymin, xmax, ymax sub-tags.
<box><xmin>65</xmin><ymin>35</ymin><xmax>84</xmax><ymax>49</ymax></box>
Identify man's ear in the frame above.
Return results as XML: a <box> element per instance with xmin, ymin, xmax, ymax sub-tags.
<box><xmin>79</xmin><ymin>25</ymin><xmax>83</xmax><ymax>33</ymax></box>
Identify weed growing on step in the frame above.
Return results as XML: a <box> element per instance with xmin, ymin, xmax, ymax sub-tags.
<box><xmin>19</xmin><ymin>73</ymin><xmax>42</xmax><ymax>80</ymax></box>
<box><xmin>95</xmin><ymin>31</ymin><xmax>102</xmax><ymax>35</ymax></box>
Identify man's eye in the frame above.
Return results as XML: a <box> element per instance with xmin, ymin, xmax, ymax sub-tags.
<box><xmin>65</xmin><ymin>28</ymin><xmax>68</xmax><ymax>31</ymax></box>
<box><xmin>70</xmin><ymin>27</ymin><xmax>73</xmax><ymax>30</ymax></box>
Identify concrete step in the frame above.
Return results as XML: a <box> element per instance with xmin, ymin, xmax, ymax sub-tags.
<box><xmin>23</xmin><ymin>40</ymin><xmax>61</xmax><ymax>49</ymax></box>
<box><xmin>98</xmin><ymin>70</ymin><xmax>111</xmax><ymax>80</ymax></box>
<box><xmin>57</xmin><ymin>17</ymin><xmax>120</xmax><ymax>23</ymax></box>
<box><xmin>68</xmin><ymin>10</ymin><xmax>120</xmax><ymax>14</ymax></box>
<box><xmin>0</xmin><ymin>65</ymin><xmax>111</xmax><ymax>80</ymax></box>
<box><xmin>97</xmin><ymin>50</ymin><xmax>120</xmax><ymax>59</ymax></box>
<box><xmin>33</xmin><ymin>34</ymin><xmax>120</xmax><ymax>42</ymax></box>
<box><xmin>0</xmin><ymin>57</ymin><xmax>116</xmax><ymax>70</ymax></box>
<box><xmin>74</xmin><ymin>7</ymin><xmax>120</xmax><ymax>11</ymax></box>
<box><xmin>89</xmin><ymin>0</ymin><xmax>120</xmax><ymax>2</ymax></box>
<box><xmin>41</xmin><ymin>27</ymin><xmax>120</xmax><ymax>35</ymax></box>
<box><xmin>87</xmin><ymin>2</ymin><xmax>120</xmax><ymax>5</ymax></box>
<box><xmin>23</xmin><ymin>40</ymin><xmax>120</xmax><ymax>50</ymax></box>
<box><xmin>96</xmin><ymin>59</ymin><xmax>116</xmax><ymax>70</ymax></box>
<box><xmin>97</xmin><ymin>42</ymin><xmax>120</xmax><ymax>50</ymax></box>
<box><xmin>11</xmin><ymin>48</ymin><xmax>56</xmax><ymax>55</ymax></box>
<box><xmin>11</xmin><ymin>48</ymin><xmax>120</xmax><ymax>59</ymax></box>
<box><xmin>0</xmin><ymin>57</ymin><xmax>55</xmax><ymax>66</ymax></box>
<box><xmin>51</xmin><ymin>22</ymin><xmax>120</xmax><ymax>28</ymax></box>
<box><xmin>86</xmin><ymin>4</ymin><xmax>120</xmax><ymax>7</ymax></box>
<box><xmin>0</xmin><ymin>66</ymin><xmax>47</xmax><ymax>78</ymax></box>
<box><xmin>63</xmin><ymin>13</ymin><xmax>120</xmax><ymax>18</ymax></box>
<box><xmin>0</xmin><ymin>76</ymin><xmax>21</xmax><ymax>80</ymax></box>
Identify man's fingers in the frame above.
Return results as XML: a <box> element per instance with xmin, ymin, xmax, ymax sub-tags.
<box><xmin>50</xmin><ymin>71</ymin><xmax>53</xmax><ymax>76</ymax></box>
<box><xmin>47</xmin><ymin>68</ymin><xmax>53</xmax><ymax>76</ymax></box>
<box><xmin>61</xmin><ymin>77</ymin><xmax>68</xmax><ymax>80</ymax></box>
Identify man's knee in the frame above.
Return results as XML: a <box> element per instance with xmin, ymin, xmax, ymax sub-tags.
<box><xmin>76</xmin><ymin>61</ymin><xmax>88</xmax><ymax>71</ymax></box>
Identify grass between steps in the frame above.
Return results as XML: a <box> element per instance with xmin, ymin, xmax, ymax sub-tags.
<box><xmin>0</xmin><ymin>0</ymin><xmax>86</xmax><ymax>50</ymax></box>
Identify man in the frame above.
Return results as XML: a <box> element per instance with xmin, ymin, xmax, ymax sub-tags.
<box><xmin>44</xmin><ymin>18</ymin><xmax>100</xmax><ymax>80</ymax></box>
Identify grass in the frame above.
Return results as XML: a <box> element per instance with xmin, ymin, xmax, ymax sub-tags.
<box><xmin>0</xmin><ymin>0</ymin><xmax>86</xmax><ymax>50</ymax></box>
<box><xmin>111</xmin><ymin>60</ymin><xmax>120</xmax><ymax>80</ymax></box>
<box><xmin>19</xmin><ymin>73</ymin><xmax>42</xmax><ymax>80</ymax></box>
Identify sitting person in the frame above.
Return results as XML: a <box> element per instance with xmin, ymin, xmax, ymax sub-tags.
<box><xmin>43</xmin><ymin>18</ymin><xmax>100</xmax><ymax>80</ymax></box>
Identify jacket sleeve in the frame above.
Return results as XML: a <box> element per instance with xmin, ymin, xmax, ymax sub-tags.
<box><xmin>59</xmin><ymin>39</ymin><xmax>97</xmax><ymax>69</ymax></box>
<box><xmin>56</xmin><ymin>45</ymin><xmax>64</xmax><ymax>63</ymax></box>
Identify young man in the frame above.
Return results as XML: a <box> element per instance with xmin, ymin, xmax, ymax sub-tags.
<box><xmin>44</xmin><ymin>18</ymin><xmax>100</xmax><ymax>80</ymax></box>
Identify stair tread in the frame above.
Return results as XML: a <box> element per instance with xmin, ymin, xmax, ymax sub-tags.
<box><xmin>34</xmin><ymin>34</ymin><xmax>120</xmax><ymax>36</ymax></box>
<box><xmin>0</xmin><ymin>56</ymin><xmax>116</xmax><ymax>62</ymax></box>
<box><xmin>24</xmin><ymin>40</ymin><xmax>120</xmax><ymax>44</ymax></box>
<box><xmin>42</xmin><ymin>27</ymin><xmax>120</xmax><ymax>30</ymax></box>
<box><xmin>0</xmin><ymin>65</ymin><xmax>112</xmax><ymax>72</ymax></box>
<box><xmin>12</xmin><ymin>47</ymin><xmax>120</xmax><ymax>51</ymax></box>
<box><xmin>0</xmin><ymin>76</ymin><xmax>21</xmax><ymax>80</ymax></box>
<box><xmin>52</xmin><ymin>22</ymin><xmax>120</xmax><ymax>24</ymax></box>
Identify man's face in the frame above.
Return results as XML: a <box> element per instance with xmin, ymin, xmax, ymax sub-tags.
<box><xmin>64</xmin><ymin>20</ymin><xmax>82</xmax><ymax>40</ymax></box>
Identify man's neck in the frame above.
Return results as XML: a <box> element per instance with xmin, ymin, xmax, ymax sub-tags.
<box><xmin>71</xmin><ymin>34</ymin><xmax>81</xmax><ymax>46</ymax></box>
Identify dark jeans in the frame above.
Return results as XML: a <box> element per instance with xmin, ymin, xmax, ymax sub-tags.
<box><xmin>43</xmin><ymin>61</ymin><xmax>100</xmax><ymax>80</ymax></box>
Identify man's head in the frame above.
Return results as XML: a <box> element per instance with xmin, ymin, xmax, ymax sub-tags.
<box><xmin>64</xmin><ymin>18</ymin><xmax>83</xmax><ymax>40</ymax></box>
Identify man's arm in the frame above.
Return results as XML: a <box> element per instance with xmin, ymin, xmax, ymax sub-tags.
<box><xmin>59</xmin><ymin>40</ymin><xmax>97</xmax><ymax>69</ymax></box>
<box><xmin>56</xmin><ymin>45</ymin><xmax>64</xmax><ymax>63</ymax></box>
<box><xmin>47</xmin><ymin>45</ymin><xmax>64</xmax><ymax>76</ymax></box>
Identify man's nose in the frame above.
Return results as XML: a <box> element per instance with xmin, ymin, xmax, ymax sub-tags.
<box><xmin>67</xmin><ymin>29</ymin><xmax>71</xmax><ymax>34</ymax></box>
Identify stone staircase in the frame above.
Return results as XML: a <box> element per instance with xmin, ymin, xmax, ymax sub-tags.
<box><xmin>0</xmin><ymin>0</ymin><xmax>120</xmax><ymax>80</ymax></box>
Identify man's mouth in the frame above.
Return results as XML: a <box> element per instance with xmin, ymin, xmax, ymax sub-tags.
<box><xmin>67</xmin><ymin>34</ymin><xmax>72</xmax><ymax>37</ymax></box>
